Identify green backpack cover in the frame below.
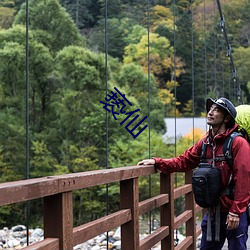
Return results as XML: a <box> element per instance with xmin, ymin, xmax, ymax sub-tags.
<box><xmin>235</xmin><ymin>105</ymin><xmax>250</xmax><ymax>140</ymax></box>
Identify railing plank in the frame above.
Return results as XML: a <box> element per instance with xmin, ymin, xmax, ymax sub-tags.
<box><xmin>174</xmin><ymin>210</ymin><xmax>192</xmax><ymax>229</ymax></box>
<box><xmin>0</xmin><ymin>165</ymin><xmax>156</xmax><ymax>206</ymax></box>
<box><xmin>22</xmin><ymin>238</ymin><xmax>59</xmax><ymax>250</ymax></box>
<box><xmin>139</xmin><ymin>194</ymin><xmax>169</xmax><ymax>215</ymax></box>
<box><xmin>185</xmin><ymin>171</ymin><xmax>196</xmax><ymax>250</ymax></box>
<box><xmin>140</xmin><ymin>226</ymin><xmax>169</xmax><ymax>250</ymax></box>
<box><xmin>161</xmin><ymin>173</ymin><xmax>175</xmax><ymax>250</ymax></box>
<box><xmin>0</xmin><ymin>177</ymin><xmax>59</xmax><ymax>206</ymax></box>
<box><xmin>44</xmin><ymin>192</ymin><xmax>73</xmax><ymax>250</ymax></box>
<box><xmin>174</xmin><ymin>184</ymin><xmax>192</xmax><ymax>199</ymax></box>
<box><xmin>175</xmin><ymin>236</ymin><xmax>193</xmax><ymax>250</ymax></box>
<box><xmin>120</xmin><ymin>178</ymin><xmax>140</xmax><ymax>250</ymax></box>
<box><xmin>73</xmin><ymin>209</ymin><xmax>131</xmax><ymax>245</ymax></box>
<box><xmin>196</xmin><ymin>226</ymin><xmax>202</xmax><ymax>237</ymax></box>
<box><xmin>58</xmin><ymin>165</ymin><xmax>156</xmax><ymax>192</ymax></box>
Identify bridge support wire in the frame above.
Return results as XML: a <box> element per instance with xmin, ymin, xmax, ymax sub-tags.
<box><xmin>216</xmin><ymin>0</ymin><xmax>242</xmax><ymax>104</ymax></box>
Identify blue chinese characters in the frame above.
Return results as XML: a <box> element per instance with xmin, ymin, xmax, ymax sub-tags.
<box><xmin>100</xmin><ymin>87</ymin><xmax>148</xmax><ymax>139</ymax></box>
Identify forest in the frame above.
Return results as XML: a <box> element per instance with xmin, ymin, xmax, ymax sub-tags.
<box><xmin>0</xmin><ymin>0</ymin><xmax>249</xmax><ymax>228</ymax></box>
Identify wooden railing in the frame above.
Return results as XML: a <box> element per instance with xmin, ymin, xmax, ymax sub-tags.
<box><xmin>0</xmin><ymin>165</ymin><xmax>203</xmax><ymax>250</ymax></box>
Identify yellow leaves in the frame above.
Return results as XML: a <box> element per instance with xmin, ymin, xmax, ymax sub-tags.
<box><xmin>166</xmin><ymin>80</ymin><xmax>180</xmax><ymax>91</ymax></box>
<box><xmin>183</xmin><ymin>99</ymin><xmax>193</xmax><ymax>115</ymax></box>
<box><xmin>200</xmin><ymin>112</ymin><xmax>207</xmax><ymax>118</ymax></box>
<box><xmin>176</xmin><ymin>128</ymin><xmax>205</xmax><ymax>156</ymax></box>
<box><xmin>124</xmin><ymin>32</ymin><xmax>173</xmax><ymax>75</ymax></box>
<box><xmin>184</xmin><ymin>128</ymin><xmax>205</xmax><ymax>141</ymax></box>
<box><xmin>174</xmin><ymin>56</ymin><xmax>186</xmax><ymax>77</ymax></box>
<box><xmin>149</xmin><ymin>5</ymin><xmax>174</xmax><ymax>32</ymax></box>
<box><xmin>124</xmin><ymin>31</ymin><xmax>185</xmax><ymax>84</ymax></box>
<box><xmin>158</xmin><ymin>88</ymin><xmax>174</xmax><ymax>105</ymax></box>
<box><xmin>0</xmin><ymin>7</ymin><xmax>15</xmax><ymax>29</ymax></box>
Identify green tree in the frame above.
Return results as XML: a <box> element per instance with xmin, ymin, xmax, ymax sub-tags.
<box><xmin>234</xmin><ymin>46</ymin><xmax>250</xmax><ymax>102</ymax></box>
<box><xmin>124</xmin><ymin>32</ymin><xmax>185</xmax><ymax>88</ymax></box>
<box><xmin>86</xmin><ymin>17</ymin><xmax>138</xmax><ymax>60</ymax></box>
<box><xmin>117</xmin><ymin>63</ymin><xmax>165</xmax><ymax>132</ymax></box>
<box><xmin>14</xmin><ymin>0</ymin><xmax>84</xmax><ymax>52</ymax></box>
<box><xmin>61</xmin><ymin>0</ymin><xmax>101</xmax><ymax>29</ymax></box>
<box><xmin>0</xmin><ymin>6</ymin><xmax>15</xmax><ymax>29</ymax></box>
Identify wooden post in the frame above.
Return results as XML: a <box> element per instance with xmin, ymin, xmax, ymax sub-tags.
<box><xmin>44</xmin><ymin>192</ymin><xmax>73</xmax><ymax>250</ymax></box>
<box><xmin>185</xmin><ymin>171</ymin><xmax>196</xmax><ymax>250</ymax></box>
<box><xmin>161</xmin><ymin>173</ymin><xmax>174</xmax><ymax>250</ymax></box>
<box><xmin>120</xmin><ymin>178</ymin><xmax>139</xmax><ymax>250</ymax></box>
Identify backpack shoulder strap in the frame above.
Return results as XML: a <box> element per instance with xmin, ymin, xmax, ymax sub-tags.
<box><xmin>223</xmin><ymin>132</ymin><xmax>242</xmax><ymax>169</ymax></box>
<box><xmin>200</xmin><ymin>141</ymin><xmax>208</xmax><ymax>163</ymax></box>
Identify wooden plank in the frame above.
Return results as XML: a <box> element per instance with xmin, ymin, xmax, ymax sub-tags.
<box><xmin>161</xmin><ymin>173</ymin><xmax>174</xmax><ymax>250</ymax></box>
<box><xmin>139</xmin><ymin>226</ymin><xmax>169</xmax><ymax>250</ymax></box>
<box><xmin>185</xmin><ymin>171</ymin><xmax>196</xmax><ymax>250</ymax></box>
<box><xmin>196</xmin><ymin>226</ymin><xmax>202</xmax><ymax>237</ymax></box>
<box><xmin>22</xmin><ymin>238</ymin><xmax>59</xmax><ymax>250</ymax></box>
<box><xmin>73</xmin><ymin>209</ymin><xmax>131</xmax><ymax>245</ymax></box>
<box><xmin>0</xmin><ymin>165</ymin><xmax>156</xmax><ymax>206</ymax></box>
<box><xmin>175</xmin><ymin>236</ymin><xmax>193</xmax><ymax>250</ymax></box>
<box><xmin>174</xmin><ymin>210</ymin><xmax>192</xmax><ymax>229</ymax></box>
<box><xmin>44</xmin><ymin>192</ymin><xmax>73</xmax><ymax>250</ymax></box>
<box><xmin>174</xmin><ymin>184</ymin><xmax>192</xmax><ymax>199</ymax></box>
<box><xmin>120</xmin><ymin>178</ymin><xmax>140</xmax><ymax>250</ymax></box>
<box><xmin>195</xmin><ymin>204</ymin><xmax>203</xmax><ymax>213</ymax></box>
<box><xmin>139</xmin><ymin>194</ymin><xmax>169</xmax><ymax>215</ymax></box>
<box><xmin>57</xmin><ymin>165</ymin><xmax>156</xmax><ymax>192</ymax></box>
<box><xmin>0</xmin><ymin>177</ymin><xmax>59</xmax><ymax>206</ymax></box>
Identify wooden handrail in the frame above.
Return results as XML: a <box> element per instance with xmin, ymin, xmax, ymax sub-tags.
<box><xmin>0</xmin><ymin>165</ymin><xmax>203</xmax><ymax>250</ymax></box>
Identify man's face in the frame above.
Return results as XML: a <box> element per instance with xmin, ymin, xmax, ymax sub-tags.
<box><xmin>207</xmin><ymin>104</ymin><xmax>226</xmax><ymax>127</ymax></box>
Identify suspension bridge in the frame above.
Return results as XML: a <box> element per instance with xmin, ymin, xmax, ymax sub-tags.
<box><xmin>0</xmin><ymin>0</ymin><xmax>249</xmax><ymax>249</ymax></box>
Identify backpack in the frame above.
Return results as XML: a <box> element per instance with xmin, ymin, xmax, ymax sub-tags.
<box><xmin>192</xmin><ymin>162</ymin><xmax>221</xmax><ymax>208</ymax></box>
<box><xmin>192</xmin><ymin>131</ymin><xmax>241</xmax><ymax>208</ymax></box>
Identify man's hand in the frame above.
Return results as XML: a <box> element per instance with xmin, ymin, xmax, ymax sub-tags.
<box><xmin>137</xmin><ymin>159</ymin><xmax>155</xmax><ymax>166</ymax></box>
<box><xmin>226</xmin><ymin>213</ymin><xmax>240</xmax><ymax>230</ymax></box>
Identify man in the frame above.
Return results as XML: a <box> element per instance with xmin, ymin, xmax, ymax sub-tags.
<box><xmin>138</xmin><ymin>97</ymin><xmax>250</xmax><ymax>250</ymax></box>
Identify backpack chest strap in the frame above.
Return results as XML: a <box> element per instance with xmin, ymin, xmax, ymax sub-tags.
<box><xmin>202</xmin><ymin>157</ymin><xmax>226</xmax><ymax>163</ymax></box>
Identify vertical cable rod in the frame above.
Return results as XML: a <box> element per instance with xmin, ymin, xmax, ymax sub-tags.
<box><xmin>104</xmin><ymin>0</ymin><xmax>109</xmax><ymax>248</ymax></box>
<box><xmin>191</xmin><ymin>0</ymin><xmax>195</xmax><ymax>144</ymax></box>
<box><xmin>215</xmin><ymin>0</ymin><xmax>241</xmax><ymax>103</ymax></box>
<box><xmin>173</xmin><ymin>0</ymin><xmax>179</xmax><ymax>245</ymax></box>
<box><xmin>25</xmin><ymin>0</ymin><xmax>30</xmax><ymax>245</ymax></box>
<box><xmin>213</xmin><ymin>0</ymin><xmax>217</xmax><ymax>94</ymax></box>
<box><xmin>76</xmin><ymin>0</ymin><xmax>79</xmax><ymax>27</ymax></box>
<box><xmin>173</xmin><ymin>0</ymin><xmax>177</xmax><ymax>157</ymax></box>
<box><xmin>147</xmin><ymin>0</ymin><xmax>152</xmax><ymax>234</ymax></box>
<box><xmin>203</xmin><ymin>0</ymin><xmax>207</xmax><ymax>97</ymax></box>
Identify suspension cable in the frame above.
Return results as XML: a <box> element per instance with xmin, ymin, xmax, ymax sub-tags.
<box><xmin>191</xmin><ymin>0</ymin><xmax>195</xmax><ymax>144</ymax></box>
<box><xmin>147</xmin><ymin>0</ymin><xmax>152</xmax><ymax>234</ymax></box>
<box><xmin>25</xmin><ymin>0</ymin><xmax>30</xmax><ymax>245</ymax></box>
<box><xmin>216</xmin><ymin>0</ymin><xmax>242</xmax><ymax>104</ymax></box>
<box><xmin>204</xmin><ymin>0</ymin><xmax>207</xmax><ymax>97</ymax></box>
<box><xmin>104</xmin><ymin>0</ymin><xmax>109</xmax><ymax>248</ymax></box>
<box><xmin>172</xmin><ymin>0</ymin><xmax>179</xmax><ymax>245</ymax></box>
<box><xmin>173</xmin><ymin>0</ymin><xmax>177</xmax><ymax>156</ymax></box>
<box><xmin>213</xmin><ymin>0</ymin><xmax>217</xmax><ymax>94</ymax></box>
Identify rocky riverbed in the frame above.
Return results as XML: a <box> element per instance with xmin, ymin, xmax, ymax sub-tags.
<box><xmin>0</xmin><ymin>225</ymin><xmax>187</xmax><ymax>249</ymax></box>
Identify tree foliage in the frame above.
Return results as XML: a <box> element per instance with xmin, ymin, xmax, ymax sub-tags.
<box><xmin>0</xmin><ymin>0</ymin><xmax>249</xmax><ymax>228</ymax></box>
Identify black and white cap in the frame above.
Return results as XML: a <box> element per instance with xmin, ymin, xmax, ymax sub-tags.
<box><xmin>206</xmin><ymin>97</ymin><xmax>237</xmax><ymax>119</ymax></box>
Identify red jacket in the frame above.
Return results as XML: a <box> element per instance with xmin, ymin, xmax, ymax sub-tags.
<box><xmin>154</xmin><ymin>124</ymin><xmax>250</xmax><ymax>216</ymax></box>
